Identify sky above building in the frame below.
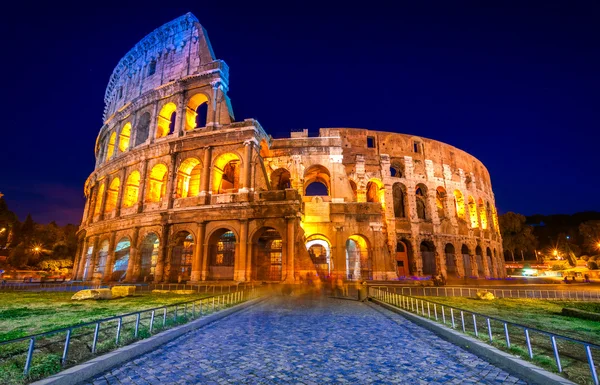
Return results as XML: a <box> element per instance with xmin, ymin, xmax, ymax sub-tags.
<box><xmin>1</xmin><ymin>1</ymin><xmax>598</xmax><ymax>225</ymax></box>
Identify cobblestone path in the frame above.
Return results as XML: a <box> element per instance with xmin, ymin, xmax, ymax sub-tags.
<box><xmin>86</xmin><ymin>295</ymin><xmax>527</xmax><ymax>384</ymax></box>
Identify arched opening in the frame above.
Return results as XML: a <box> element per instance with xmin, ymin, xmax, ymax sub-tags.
<box><xmin>468</xmin><ymin>196</ymin><xmax>478</xmax><ymax>228</ymax></box>
<box><xmin>349</xmin><ymin>180</ymin><xmax>358</xmax><ymax>202</ymax></box>
<box><xmin>366</xmin><ymin>179</ymin><xmax>384</xmax><ymax>204</ymax></box>
<box><xmin>82</xmin><ymin>244</ymin><xmax>93</xmax><ymax>280</ymax></box>
<box><xmin>304</xmin><ymin>165</ymin><xmax>330</xmax><ymax>196</ymax></box>
<box><xmin>453</xmin><ymin>190</ymin><xmax>466</xmax><ymax>219</ymax></box>
<box><xmin>93</xmin><ymin>183</ymin><xmax>105</xmax><ymax>217</ymax></box>
<box><xmin>346</xmin><ymin>235</ymin><xmax>371</xmax><ymax>280</ymax></box>
<box><xmin>461</xmin><ymin>244</ymin><xmax>471</xmax><ymax>278</ymax></box>
<box><xmin>270</xmin><ymin>168</ymin><xmax>291</xmax><ymax>190</ymax></box>
<box><xmin>393</xmin><ymin>183</ymin><xmax>407</xmax><ymax>218</ymax></box>
<box><xmin>478</xmin><ymin>198</ymin><xmax>488</xmax><ymax>229</ymax></box>
<box><xmin>93</xmin><ymin>240</ymin><xmax>109</xmax><ymax>280</ymax></box>
<box><xmin>476</xmin><ymin>245</ymin><xmax>484</xmax><ymax>276</ymax></box>
<box><xmin>445</xmin><ymin>244</ymin><xmax>458</xmax><ymax>278</ymax></box>
<box><xmin>118</xmin><ymin>122</ymin><xmax>131</xmax><ymax>153</ymax></box>
<box><xmin>395</xmin><ymin>241</ymin><xmax>409</xmax><ymax>277</ymax></box>
<box><xmin>185</xmin><ymin>93</ymin><xmax>209</xmax><ymax>130</ymax></box>
<box><xmin>420</xmin><ymin>241</ymin><xmax>436</xmax><ymax>276</ymax></box>
<box><xmin>122</xmin><ymin>171</ymin><xmax>140</xmax><ymax>208</ymax></box>
<box><xmin>390</xmin><ymin>161</ymin><xmax>404</xmax><ymax>178</ymax></box>
<box><xmin>492</xmin><ymin>206</ymin><xmax>500</xmax><ymax>232</ymax></box>
<box><xmin>156</xmin><ymin>102</ymin><xmax>177</xmax><ymax>138</ymax></box>
<box><xmin>208</xmin><ymin>229</ymin><xmax>236</xmax><ymax>280</ymax></box>
<box><xmin>176</xmin><ymin>158</ymin><xmax>202</xmax><ymax>198</ymax></box>
<box><xmin>106</xmin><ymin>132</ymin><xmax>117</xmax><ymax>161</ymax></box>
<box><xmin>134</xmin><ymin>112</ymin><xmax>150</xmax><ymax>146</ymax></box>
<box><xmin>486</xmin><ymin>247</ymin><xmax>494</xmax><ymax>277</ymax></box>
<box><xmin>104</xmin><ymin>178</ymin><xmax>120</xmax><ymax>213</ymax></box>
<box><xmin>146</xmin><ymin>164</ymin><xmax>168</xmax><ymax>202</ymax></box>
<box><xmin>170</xmin><ymin>232</ymin><xmax>194</xmax><ymax>282</ymax></box>
<box><xmin>305</xmin><ymin>235</ymin><xmax>331</xmax><ymax>278</ymax></box>
<box><xmin>212</xmin><ymin>153</ymin><xmax>241</xmax><ymax>194</ymax></box>
<box><xmin>436</xmin><ymin>187</ymin><xmax>447</xmax><ymax>220</ymax></box>
<box><xmin>415</xmin><ymin>184</ymin><xmax>428</xmax><ymax>220</ymax></box>
<box><xmin>139</xmin><ymin>233</ymin><xmax>159</xmax><ymax>282</ymax></box>
<box><xmin>111</xmin><ymin>237</ymin><xmax>130</xmax><ymax>281</ymax></box>
<box><xmin>252</xmin><ymin>228</ymin><xmax>283</xmax><ymax>281</ymax></box>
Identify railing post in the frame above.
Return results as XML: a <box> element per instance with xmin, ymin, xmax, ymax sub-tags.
<box><xmin>192</xmin><ymin>302</ymin><xmax>196</xmax><ymax>318</ymax></box>
<box><xmin>550</xmin><ymin>336</ymin><xmax>562</xmax><ymax>372</ymax></box>
<box><xmin>212</xmin><ymin>297</ymin><xmax>216</xmax><ymax>312</ymax></box>
<box><xmin>486</xmin><ymin>318</ymin><xmax>492</xmax><ymax>342</ymax></box>
<box><xmin>163</xmin><ymin>307</ymin><xmax>167</xmax><ymax>327</ymax></box>
<box><xmin>473</xmin><ymin>314</ymin><xmax>478</xmax><ymax>337</ymax></box>
<box><xmin>427</xmin><ymin>302</ymin><xmax>431</xmax><ymax>318</ymax></box>
<box><xmin>524</xmin><ymin>329</ymin><xmax>533</xmax><ymax>359</ymax></box>
<box><xmin>150</xmin><ymin>311</ymin><xmax>155</xmax><ymax>334</ymax></box>
<box><xmin>24</xmin><ymin>338</ymin><xmax>35</xmax><ymax>375</ymax></box>
<box><xmin>442</xmin><ymin>306</ymin><xmax>446</xmax><ymax>324</ymax></box>
<box><xmin>451</xmin><ymin>308</ymin><xmax>455</xmax><ymax>328</ymax></box>
<box><xmin>116</xmin><ymin>317</ymin><xmax>122</xmax><ymax>344</ymax></box>
<box><xmin>135</xmin><ymin>313</ymin><xmax>141</xmax><ymax>338</ymax></box>
<box><xmin>62</xmin><ymin>329</ymin><xmax>71</xmax><ymax>366</ymax></box>
<box><xmin>584</xmin><ymin>345</ymin><xmax>598</xmax><ymax>385</ymax></box>
<box><xmin>434</xmin><ymin>304</ymin><xmax>438</xmax><ymax>320</ymax></box>
<box><xmin>504</xmin><ymin>323</ymin><xmax>511</xmax><ymax>348</ymax></box>
<box><xmin>460</xmin><ymin>311</ymin><xmax>465</xmax><ymax>332</ymax></box>
<box><xmin>92</xmin><ymin>322</ymin><xmax>100</xmax><ymax>353</ymax></box>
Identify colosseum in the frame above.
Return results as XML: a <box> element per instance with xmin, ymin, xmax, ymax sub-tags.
<box><xmin>73</xmin><ymin>13</ymin><xmax>505</xmax><ymax>284</ymax></box>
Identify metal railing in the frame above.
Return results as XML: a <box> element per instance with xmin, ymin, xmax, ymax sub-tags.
<box><xmin>370</xmin><ymin>285</ymin><xmax>600</xmax><ymax>301</ymax></box>
<box><xmin>369</xmin><ymin>287</ymin><xmax>599</xmax><ymax>385</ymax></box>
<box><xmin>0</xmin><ymin>281</ymin><xmax>252</xmax><ymax>294</ymax></box>
<box><xmin>0</xmin><ymin>287</ymin><xmax>262</xmax><ymax>380</ymax></box>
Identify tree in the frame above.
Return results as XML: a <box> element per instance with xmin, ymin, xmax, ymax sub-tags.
<box><xmin>579</xmin><ymin>220</ymin><xmax>600</xmax><ymax>254</ymax></box>
<box><xmin>499</xmin><ymin>212</ymin><xmax>538</xmax><ymax>261</ymax></box>
<box><xmin>0</xmin><ymin>197</ymin><xmax>18</xmax><ymax>248</ymax></box>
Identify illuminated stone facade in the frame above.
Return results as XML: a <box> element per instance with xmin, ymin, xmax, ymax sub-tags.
<box><xmin>73</xmin><ymin>13</ymin><xmax>504</xmax><ymax>283</ymax></box>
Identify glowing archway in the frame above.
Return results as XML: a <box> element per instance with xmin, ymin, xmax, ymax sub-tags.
<box><xmin>305</xmin><ymin>234</ymin><xmax>332</xmax><ymax>277</ymax></box>
<box><xmin>468</xmin><ymin>196</ymin><xmax>478</xmax><ymax>228</ymax></box>
<box><xmin>478</xmin><ymin>198</ymin><xmax>488</xmax><ymax>229</ymax></box>
<box><xmin>176</xmin><ymin>158</ymin><xmax>202</xmax><ymax>198</ymax></box>
<box><xmin>93</xmin><ymin>182</ymin><xmax>105</xmax><ymax>216</ymax></box>
<box><xmin>212</xmin><ymin>153</ymin><xmax>241</xmax><ymax>194</ymax></box>
<box><xmin>346</xmin><ymin>235</ymin><xmax>371</xmax><ymax>280</ymax></box>
<box><xmin>146</xmin><ymin>164</ymin><xmax>168</xmax><ymax>202</ymax></box>
<box><xmin>118</xmin><ymin>122</ymin><xmax>131</xmax><ymax>152</ymax></box>
<box><xmin>104</xmin><ymin>177</ymin><xmax>120</xmax><ymax>213</ymax></box>
<box><xmin>453</xmin><ymin>190</ymin><xmax>466</xmax><ymax>219</ymax></box>
<box><xmin>366</xmin><ymin>179</ymin><xmax>385</xmax><ymax>204</ymax></box>
<box><xmin>123</xmin><ymin>171</ymin><xmax>140</xmax><ymax>208</ymax></box>
<box><xmin>185</xmin><ymin>93</ymin><xmax>209</xmax><ymax>130</ymax></box>
<box><xmin>106</xmin><ymin>132</ymin><xmax>117</xmax><ymax>160</ymax></box>
<box><xmin>156</xmin><ymin>103</ymin><xmax>177</xmax><ymax>138</ymax></box>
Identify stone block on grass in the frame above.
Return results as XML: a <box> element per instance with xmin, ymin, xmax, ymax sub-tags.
<box><xmin>71</xmin><ymin>288</ymin><xmax>113</xmax><ymax>300</ymax></box>
<box><xmin>475</xmin><ymin>290</ymin><xmax>495</xmax><ymax>300</ymax></box>
<box><xmin>111</xmin><ymin>285</ymin><xmax>136</xmax><ymax>298</ymax></box>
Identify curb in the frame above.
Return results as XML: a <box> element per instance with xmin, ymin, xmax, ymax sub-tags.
<box><xmin>31</xmin><ymin>297</ymin><xmax>269</xmax><ymax>385</ymax></box>
<box><xmin>369</xmin><ymin>299</ymin><xmax>575</xmax><ymax>385</ymax></box>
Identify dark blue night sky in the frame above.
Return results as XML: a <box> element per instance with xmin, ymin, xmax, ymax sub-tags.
<box><xmin>2</xmin><ymin>1</ymin><xmax>599</xmax><ymax>225</ymax></box>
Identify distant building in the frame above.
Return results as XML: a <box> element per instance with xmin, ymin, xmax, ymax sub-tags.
<box><xmin>73</xmin><ymin>13</ymin><xmax>504</xmax><ymax>283</ymax></box>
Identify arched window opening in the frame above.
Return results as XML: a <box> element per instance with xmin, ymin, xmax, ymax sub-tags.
<box><xmin>478</xmin><ymin>198</ymin><xmax>488</xmax><ymax>229</ymax></box>
<box><xmin>453</xmin><ymin>190</ymin><xmax>466</xmax><ymax>219</ymax></box>
<box><xmin>486</xmin><ymin>247</ymin><xmax>494</xmax><ymax>277</ymax></box>
<box><xmin>82</xmin><ymin>245</ymin><xmax>93</xmax><ymax>280</ymax></box>
<box><xmin>140</xmin><ymin>233</ymin><xmax>159</xmax><ymax>282</ymax></box>
<box><xmin>209</xmin><ymin>230</ymin><xmax>236</xmax><ymax>280</ymax></box>
<box><xmin>253</xmin><ymin>228</ymin><xmax>283</xmax><ymax>281</ymax></box>
<box><xmin>305</xmin><ymin>182</ymin><xmax>328</xmax><ymax>196</ymax></box>
<box><xmin>415</xmin><ymin>185</ymin><xmax>428</xmax><ymax>220</ymax></box>
<box><xmin>468</xmin><ymin>196</ymin><xmax>478</xmax><ymax>228</ymax></box>
<box><xmin>170</xmin><ymin>232</ymin><xmax>193</xmax><ymax>282</ymax></box>
<box><xmin>270</xmin><ymin>168</ymin><xmax>291</xmax><ymax>190</ymax></box>
<box><xmin>390</xmin><ymin>161</ymin><xmax>404</xmax><ymax>178</ymax></box>
<box><xmin>366</xmin><ymin>179</ymin><xmax>384</xmax><ymax>204</ymax></box>
<box><xmin>106</xmin><ymin>132</ymin><xmax>117</xmax><ymax>161</ymax></box>
<box><xmin>156</xmin><ymin>103</ymin><xmax>177</xmax><ymax>138</ymax></box>
<box><xmin>104</xmin><ymin>178</ymin><xmax>120</xmax><ymax>213</ymax></box>
<box><xmin>305</xmin><ymin>235</ymin><xmax>332</xmax><ymax>278</ymax></box>
<box><xmin>346</xmin><ymin>235</ymin><xmax>371</xmax><ymax>280</ymax></box>
<box><xmin>134</xmin><ymin>112</ymin><xmax>150</xmax><ymax>146</ymax></box>
<box><xmin>420</xmin><ymin>241</ymin><xmax>436</xmax><ymax>276</ymax></box>
<box><xmin>118</xmin><ymin>123</ymin><xmax>132</xmax><ymax>153</ymax></box>
<box><xmin>185</xmin><ymin>93</ymin><xmax>209</xmax><ymax>131</ymax></box>
<box><xmin>213</xmin><ymin>153</ymin><xmax>241</xmax><ymax>194</ymax></box>
<box><xmin>111</xmin><ymin>237</ymin><xmax>130</xmax><ymax>281</ymax></box>
<box><xmin>303</xmin><ymin>165</ymin><xmax>331</xmax><ymax>197</ymax></box>
<box><xmin>461</xmin><ymin>244</ymin><xmax>471</xmax><ymax>278</ymax></box>
<box><xmin>445</xmin><ymin>244</ymin><xmax>458</xmax><ymax>278</ymax></box>
<box><xmin>476</xmin><ymin>245</ymin><xmax>484</xmax><ymax>276</ymax></box>
<box><xmin>146</xmin><ymin>164</ymin><xmax>168</xmax><ymax>202</ymax></box>
<box><xmin>349</xmin><ymin>180</ymin><xmax>357</xmax><ymax>202</ymax></box>
<box><xmin>147</xmin><ymin>60</ymin><xmax>156</xmax><ymax>76</ymax></box>
<box><xmin>436</xmin><ymin>187</ymin><xmax>447</xmax><ymax>220</ymax></box>
<box><xmin>176</xmin><ymin>158</ymin><xmax>202</xmax><ymax>198</ymax></box>
<box><xmin>93</xmin><ymin>240</ymin><xmax>109</xmax><ymax>280</ymax></box>
<box><xmin>93</xmin><ymin>183</ymin><xmax>105</xmax><ymax>217</ymax></box>
<box><xmin>392</xmin><ymin>183</ymin><xmax>406</xmax><ymax>218</ymax></box>
<box><xmin>395</xmin><ymin>240</ymin><xmax>410</xmax><ymax>277</ymax></box>
<box><xmin>123</xmin><ymin>171</ymin><xmax>140</xmax><ymax>208</ymax></box>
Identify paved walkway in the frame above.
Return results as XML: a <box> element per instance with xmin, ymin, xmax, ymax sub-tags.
<box><xmin>86</xmin><ymin>295</ymin><xmax>527</xmax><ymax>384</ymax></box>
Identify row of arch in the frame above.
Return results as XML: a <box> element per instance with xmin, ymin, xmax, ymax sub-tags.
<box><xmin>78</xmin><ymin>227</ymin><xmax>284</xmax><ymax>283</ymax></box>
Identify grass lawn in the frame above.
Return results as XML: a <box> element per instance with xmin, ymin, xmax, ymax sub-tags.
<box><xmin>416</xmin><ymin>296</ymin><xmax>600</xmax><ymax>343</ymax></box>
<box><xmin>0</xmin><ymin>291</ymin><xmax>211</xmax><ymax>342</ymax></box>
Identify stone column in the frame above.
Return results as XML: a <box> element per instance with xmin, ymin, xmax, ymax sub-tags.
<box><xmin>190</xmin><ymin>221</ymin><xmax>206</xmax><ymax>282</ymax></box>
<box><xmin>155</xmin><ymin>225</ymin><xmax>169</xmax><ymax>283</ymax></box>
<box><xmin>208</xmin><ymin>81</ymin><xmax>221</xmax><ymax>128</ymax></box>
<box><xmin>115</xmin><ymin>168</ymin><xmax>127</xmax><ymax>217</ymax></box>
<box><xmin>77</xmin><ymin>238</ymin><xmax>90</xmax><ymax>280</ymax></box>
<box><xmin>125</xmin><ymin>227</ymin><xmax>140</xmax><ymax>282</ymax></box>
<box><xmin>235</xmin><ymin>220</ymin><xmax>248</xmax><ymax>282</ymax></box>
<box><xmin>73</xmin><ymin>238</ymin><xmax>87</xmax><ymax>280</ymax></box>
<box><xmin>175</xmin><ymin>92</ymin><xmax>186</xmax><ymax>136</ymax></box>
<box><xmin>148</xmin><ymin>102</ymin><xmax>159</xmax><ymax>143</ymax></box>
<box><xmin>87</xmin><ymin>237</ymin><xmax>100</xmax><ymax>281</ymax></box>
<box><xmin>286</xmin><ymin>217</ymin><xmax>295</xmax><ymax>282</ymax></box>
<box><xmin>86</xmin><ymin>184</ymin><xmax>97</xmax><ymax>224</ymax></box>
<box><xmin>239</xmin><ymin>140</ymin><xmax>254</xmax><ymax>200</ymax></box>
<box><xmin>333</xmin><ymin>226</ymin><xmax>345</xmax><ymax>278</ymax></box>
<box><xmin>137</xmin><ymin>160</ymin><xmax>149</xmax><ymax>213</ymax></box>
<box><xmin>166</xmin><ymin>153</ymin><xmax>178</xmax><ymax>209</ymax></box>
<box><xmin>199</xmin><ymin>146</ymin><xmax>212</xmax><ymax>204</ymax></box>
<box><xmin>103</xmin><ymin>232</ymin><xmax>117</xmax><ymax>282</ymax></box>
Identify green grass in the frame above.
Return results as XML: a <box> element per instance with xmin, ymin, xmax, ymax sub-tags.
<box><xmin>0</xmin><ymin>291</ymin><xmax>211</xmax><ymax>342</ymax></box>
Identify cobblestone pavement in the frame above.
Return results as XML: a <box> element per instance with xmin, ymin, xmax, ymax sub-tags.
<box><xmin>86</xmin><ymin>295</ymin><xmax>527</xmax><ymax>384</ymax></box>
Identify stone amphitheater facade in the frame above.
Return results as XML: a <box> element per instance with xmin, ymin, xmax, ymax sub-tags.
<box><xmin>73</xmin><ymin>13</ymin><xmax>504</xmax><ymax>284</ymax></box>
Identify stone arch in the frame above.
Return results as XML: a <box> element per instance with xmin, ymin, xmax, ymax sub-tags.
<box><xmin>251</xmin><ymin>227</ymin><xmax>283</xmax><ymax>281</ymax></box>
<box><xmin>185</xmin><ymin>93</ymin><xmax>210</xmax><ymax>130</ymax></box>
<box><xmin>118</xmin><ymin>122</ymin><xmax>131</xmax><ymax>152</ymax></box>
<box><xmin>486</xmin><ymin>247</ymin><xmax>494</xmax><ymax>278</ymax></box>
<box><xmin>444</xmin><ymin>243</ymin><xmax>458</xmax><ymax>278</ymax></box>
<box><xmin>420</xmin><ymin>240</ymin><xmax>436</xmax><ymax>276</ymax></box>
<box><xmin>392</xmin><ymin>182</ymin><xmax>407</xmax><ymax>218</ymax></box>
<box><xmin>111</xmin><ymin>236</ymin><xmax>131</xmax><ymax>281</ymax></box>
<box><xmin>305</xmin><ymin>234</ymin><xmax>332</xmax><ymax>278</ymax></box>
<box><xmin>93</xmin><ymin>239</ymin><xmax>110</xmax><ymax>280</ymax></box>
<box><xmin>346</xmin><ymin>235</ymin><xmax>372</xmax><ymax>280</ymax></box>
<box><xmin>461</xmin><ymin>244</ymin><xmax>472</xmax><ymax>278</ymax></box>
<box><xmin>349</xmin><ymin>180</ymin><xmax>358</xmax><ymax>202</ymax></box>
<box><xmin>134</xmin><ymin>112</ymin><xmax>151</xmax><ymax>146</ymax></box>
<box><xmin>436</xmin><ymin>186</ymin><xmax>447</xmax><ymax>220</ymax></box>
<box><xmin>139</xmin><ymin>232</ymin><xmax>159</xmax><ymax>282</ymax></box>
<box><xmin>207</xmin><ymin>228</ymin><xmax>237</xmax><ymax>280</ymax></box>
<box><xmin>390</xmin><ymin>159</ymin><xmax>404</xmax><ymax>178</ymax></box>
<box><xmin>105</xmin><ymin>177</ymin><xmax>120</xmax><ymax>213</ymax></box>
<box><xmin>106</xmin><ymin>132</ymin><xmax>117</xmax><ymax>161</ymax></box>
<box><xmin>93</xmin><ymin>182</ymin><xmax>105</xmax><ymax>216</ymax></box>
<box><xmin>156</xmin><ymin>102</ymin><xmax>177</xmax><ymax>138</ymax></box>
<box><xmin>212</xmin><ymin>152</ymin><xmax>241</xmax><ymax>194</ymax></box>
<box><xmin>492</xmin><ymin>205</ymin><xmax>500</xmax><ymax>232</ymax></box>
<box><xmin>270</xmin><ymin>168</ymin><xmax>291</xmax><ymax>190</ymax></box>
<box><xmin>366</xmin><ymin>179</ymin><xmax>384</xmax><ymax>203</ymax></box>
<box><xmin>475</xmin><ymin>245</ymin><xmax>484</xmax><ymax>276</ymax></box>
<box><xmin>453</xmin><ymin>190</ymin><xmax>466</xmax><ymax>219</ymax></box>
<box><xmin>468</xmin><ymin>196</ymin><xmax>478</xmax><ymax>228</ymax></box>
<box><xmin>146</xmin><ymin>164</ymin><xmax>168</xmax><ymax>202</ymax></box>
<box><xmin>395</xmin><ymin>240</ymin><xmax>410</xmax><ymax>277</ymax></box>
<box><xmin>415</xmin><ymin>184</ymin><xmax>428</xmax><ymax>220</ymax></box>
<box><xmin>478</xmin><ymin>198</ymin><xmax>488</xmax><ymax>229</ymax></box>
<box><xmin>304</xmin><ymin>164</ymin><xmax>330</xmax><ymax>196</ymax></box>
<box><xmin>176</xmin><ymin>157</ymin><xmax>202</xmax><ymax>198</ymax></box>
<box><xmin>398</xmin><ymin>237</ymin><xmax>416</xmax><ymax>275</ymax></box>
<box><xmin>123</xmin><ymin>171</ymin><xmax>140</xmax><ymax>208</ymax></box>
<box><xmin>169</xmin><ymin>231</ymin><xmax>194</xmax><ymax>282</ymax></box>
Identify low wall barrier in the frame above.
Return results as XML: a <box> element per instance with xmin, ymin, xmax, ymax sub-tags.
<box><xmin>0</xmin><ymin>282</ymin><xmax>252</xmax><ymax>294</ymax></box>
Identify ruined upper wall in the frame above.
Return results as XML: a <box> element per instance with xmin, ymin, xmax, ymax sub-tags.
<box><xmin>103</xmin><ymin>13</ymin><xmax>217</xmax><ymax>123</ymax></box>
